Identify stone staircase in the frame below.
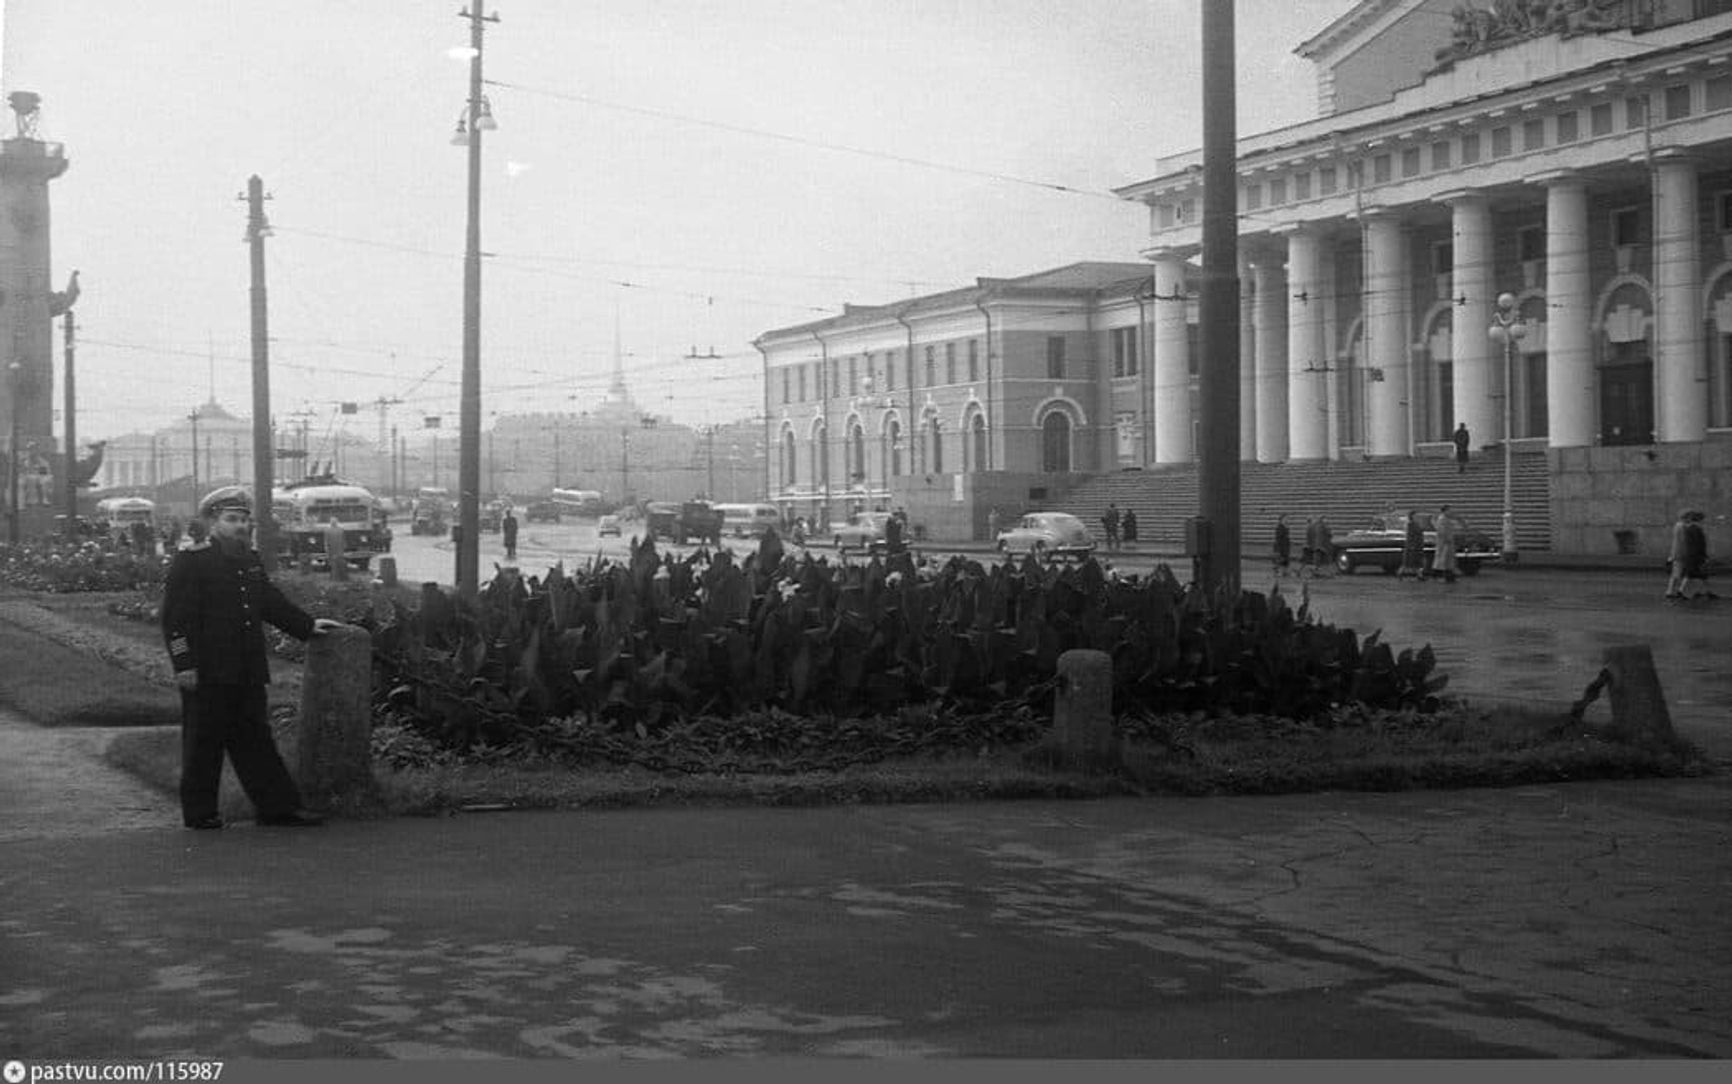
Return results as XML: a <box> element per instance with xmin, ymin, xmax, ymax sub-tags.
<box><xmin>1063</xmin><ymin>451</ymin><xmax>1552</xmax><ymax>553</ymax></box>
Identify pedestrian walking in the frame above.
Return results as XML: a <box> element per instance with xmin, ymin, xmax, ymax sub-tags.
<box><xmin>1272</xmin><ymin>514</ymin><xmax>1291</xmax><ymax>577</ymax></box>
<box><xmin>1397</xmin><ymin>509</ymin><xmax>1427</xmax><ymax>580</ymax></box>
<box><xmin>1121</xmin><ymin>508</ymin><xmax>1138</xmax><ymax>547</ymax></box>
<box><xmin>1672</xmin><ymin>510</ymin><xmax>1716</xmax><ymax>602</ymax></box>
<box><xmin>502</xmin><ymin>508</ymin><xmax>519</xmax><ymax>561</ymax></box>
<box><xmin>1665</xmin><ymin>508</ymin><xmax>1691</xmax><ymax>600</ymax></box>
<box><xmin>1432</xmin><ymin>503</ymin><xmax>1462</xmax><ymax>584</ymax></box>
<box><xmin>130</xmin><ymin>518</ymin><xmax>155</xmax><ymax>557</ymax></box>
<box><xmin>987</xmin><ymin>506</ymin><xmax>1001</xmax><ymax>545</ymax></box>
<box><xmin>1453</xmin><ymin>423</ymin><xmax>1471</xmax><ymax>474</ymax></box>
<box><xmin>161</xmin><ymin>486</ymin><xmax>340</xmax><ymax>830</ymax></box>
<box><xmin>1102</xmin><ymin>503</ymin><xmax>1121</xmax><ymax>551</ymax></box>
<box><xmin>324</xmin><ymin>517</ymin><xmax>349</xmax><ymax>581</ymax></box>
<box><xmin>1309</xmin><ymin>516</ymin><xmax>1335</xmax><ymax>575</ymax></box>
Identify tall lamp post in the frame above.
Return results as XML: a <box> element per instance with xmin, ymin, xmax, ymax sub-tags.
<box><xmin>451</xmin><ymin>6</ymin><xmax>500</xmax><ymax>598</ymax></box>
<box><xmin>1487</xmin><ymin>291</ymin><xmax>1527</xmax><ymax>563</ymax></box>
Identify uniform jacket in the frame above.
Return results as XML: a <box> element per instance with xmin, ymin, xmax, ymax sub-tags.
<box><xmin>162</xmin><ymin>542</ymin><xmax>314</xmax><ymax>686</ymax></box>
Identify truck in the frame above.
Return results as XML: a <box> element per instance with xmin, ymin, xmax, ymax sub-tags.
<box><xmin>644</xmin><ymin>499</ymin><xmax>724</xmax><ymax>546</ymax></box>
<box><xmin>271</xmin><ymin>475</ymin><xmax>389</xmax><ymax>571</ymax></box>
<box><xmin>410</xmin><ymin>486</ymin><xmax>451</xmax><ymax>537</ymax></box>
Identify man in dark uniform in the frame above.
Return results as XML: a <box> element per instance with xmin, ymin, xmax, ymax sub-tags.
<box><xmin>162</xmin><ymin>486</ymin><xmax>339</xmax><ymax>830</ymax></box>
<box><xmin>502</xmin><ymin>507</ymin><xmax>519</xmax><ymax>561</ymax></box>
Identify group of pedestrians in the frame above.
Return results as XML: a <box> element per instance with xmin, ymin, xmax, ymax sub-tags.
<box><xmin>1665</xmin><ymin>508</ymin><xmax>1716</xmax><ymax>603</ymax></box>
<box><xmin>1272</xmin><ymin>514</ymin><xmax>1336</xmax><ymax>577</ymax></box>
<box><xmin>1395</xmin><ymin>503</ymin><xmax>1465</xmax><ymax>584</ymax></box>
<box><xmin>1100</xmin><ymin>503</ymin><xmax>1137</xmax><ymax>551</ymax></box>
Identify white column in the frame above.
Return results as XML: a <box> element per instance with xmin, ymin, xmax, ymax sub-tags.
<box><xmin>1285</xmin><ymin>227</ymin><xmax>1327</xmax><ymax>459</ymax></box>
<box><xmin>1252</xmin><ymin>253</ymin><xmax>1290</xmax><ymax>462</ymax></box>
<box><xmin>1152</xmin><ymin>254</ymin><xmax>1191</xmax><ymax>464</ymax></box>
<box><xmin>1542</xmin><ymin>174</ymin><xmax>1594</xmax><ymax>448</ymax></box>
<box><xmin>1362</xmin><ymin>212</ymin><xmax>1411</xmax><ymax>456</ymax></box>
<box><xmin>1443</xmin><ymin>192</ymin><xmax>1497</xmax><ymax>444</ymax></box>
<box><xmin>1239</xmin><ymin>254</ymin><xmax>1258</xmax><ymax>461</ymax></box>
<box><xmin>1653</xmin><ymin>152</ymin><xmax>1706</xmax><ymax>443</ymax></box>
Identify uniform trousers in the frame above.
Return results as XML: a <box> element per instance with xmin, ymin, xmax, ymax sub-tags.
<box><xmin>180</xmin><ymin>684</ymin><xmax>302</xmax><ymax>825</ymax></box>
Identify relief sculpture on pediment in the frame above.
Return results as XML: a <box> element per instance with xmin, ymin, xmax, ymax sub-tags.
<box><xmin>1434</xmin><ymin>0</ymin><xmax>1635</xmax><ymax>68</ymax></box>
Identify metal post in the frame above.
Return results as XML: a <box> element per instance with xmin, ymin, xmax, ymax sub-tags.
<box><xmin>62</xmin><ymin>312</ymin><xmax>76</xmax><ymax>538</ymax></box>
<box><xmin>189</xmin><ymin>409</ymin><xmax>201</xmax><ymax>498</ymax></box>
<box><xmin>1195</xmin><ymin>0</ymin><xmax>1241</xmax><ymax>594</ymax></box>
<box><xmin>246</xmin><ymin>175</ymin><xmax>278</xmax><ymax>567</ymax></box>
<box><xmin>455</xmin><ymin>5</ymin><xmax>499</xmax><ymax>599</ymax></box>
<box><xmin>6</xmin><ymin>362</ymin><xmax>19</xmax><ymax>544</ymax></box>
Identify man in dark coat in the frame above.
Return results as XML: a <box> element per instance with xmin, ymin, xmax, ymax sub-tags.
<box><xmin>502</xmin><ymin>508</ymin><xmax>519</xmax><ymax>561</ymax></box>
<box><xmin>162</xmin><ymin>486</ymin><xmax>339</xmax><ymax>830</ymax></box>
<box><xmin>1453</xmin><ymin>422</ymin><xmax>1471</xmax><ymax>473</ymax></box>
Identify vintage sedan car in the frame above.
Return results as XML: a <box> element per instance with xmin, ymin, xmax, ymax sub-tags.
<box><xmin>1332</xmin><ymin>510</ymin><xmax>1500</xmax><ymax>576</ymax></box>
<box><xmin>995</xmin><ymin>511</ymin><xmax>1096</xmax><ymax>558</ymax></box>
<box><xmin>831</xmin><ymin>510</ymin><xmax>898</xmax><ymax>554</ymax></box>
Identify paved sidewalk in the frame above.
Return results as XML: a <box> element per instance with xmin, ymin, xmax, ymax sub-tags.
<box><xmin>2</xmin><ymin>778</ymin><xmax>1728</xmax><ymax>1058</ymax></box>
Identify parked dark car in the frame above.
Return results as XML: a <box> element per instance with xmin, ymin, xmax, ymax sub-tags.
<box><xmin>524</xmin><ymin>500</ymin><xmax>562</xmax><ymax>524</ymax></box>
<box><xmin>1332</xmin><ymin>510</ymin><xmax>1499</xmax><ymax>576</ymax></box>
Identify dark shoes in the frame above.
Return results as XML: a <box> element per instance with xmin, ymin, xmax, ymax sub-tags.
<box><xmin>185</xmin><ymin>815</ymin><xmax>224</xmax><ymax>831</ymax></box>
<box><xmin>259</xmin><ymin>809</ymin><xmax>326</xmax><ymax>828</ymax></box>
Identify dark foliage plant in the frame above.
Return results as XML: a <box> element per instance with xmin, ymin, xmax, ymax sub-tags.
<box><xmin>0</xmin><ymin>540</ymin><xmax>167</xmax><ymax>593</ymax></box>
<box><xmin>360</xmin><ymin>537</ymin><xmax>1448</xmax><ymax>757</ymax></box>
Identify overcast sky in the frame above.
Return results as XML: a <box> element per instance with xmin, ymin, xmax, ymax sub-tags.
<box><xmin>2</xmin><ymin>0</ymin><xmax>1352</xmax><ymax>447</ymax></box>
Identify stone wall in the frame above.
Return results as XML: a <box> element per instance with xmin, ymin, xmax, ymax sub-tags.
<box><xmin>1550</xmin><ymin>437</ymin><xmax>1731</xmax><ymax>557</ymax></box>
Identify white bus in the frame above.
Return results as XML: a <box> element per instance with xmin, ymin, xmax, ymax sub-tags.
<box><xmin>715</xmin><ymin>502</ymin><xmax>782</xmax><ymax>538</ymax></box>
<box><xmin>95</xmin><ymin>496</ymin><xmax>156</xmax><ymax>542</ymax></box>
<box><xmin>550</xmin><ymin>488</ymin><xmax>604</xmax><ymax>516</ymax></box>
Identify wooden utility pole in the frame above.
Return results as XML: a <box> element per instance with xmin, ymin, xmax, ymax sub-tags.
<box><xmin>61</xmin><ymin>311</ymin><xmax>76</xmax><ymax>538</ymax></box>
<box><xmin>1196</xmin><ymin>0</ymin><xmax>1241</xmax><ymax>594</ymax></box>
<box><xmin>245</xmin><ymin>174</ymin><xmax>278</xmax><ymax>567</ymax></box>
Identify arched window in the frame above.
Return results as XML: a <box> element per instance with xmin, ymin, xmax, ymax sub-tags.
<box><xmin>812</xmin><ymin>422</ymin><xmax>828</xmax><ymax>487</ymax></box>
<box><xmin>781</xmin><ymin>429</ymin><xmax>797</xmax><ymax>486</ymax></box>
<box><xmin>928</xmin><ymin>417</ymin><xmax>944</xmax><ymax>474</ymax></box>
<box><xmin>886</xmin><ymin>418</ymin><xmax>902</xmax><ymax>477</ymax></box>
<box><xmin>968</xmin><ymin>413</ymin><xmax>987</xmax><ymax>472</ymax></box>
<box><xmin>1041</xmin><ymin>412</ymin><xmax>1071</xmax><ymax>473</ymax></box>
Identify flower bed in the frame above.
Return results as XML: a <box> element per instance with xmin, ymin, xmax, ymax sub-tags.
<box><xmin>0</xmin><ymin>539</ymin><xmax>168</xmax><ymax>593</ymax></box>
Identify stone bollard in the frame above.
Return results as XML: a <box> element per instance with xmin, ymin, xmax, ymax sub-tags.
<box><xmin>377</xmin><ymin>555</ymin><xmax>398</xmax><ymax>588</ymax></box>
<box><xmin>297</xmin><ymin>624</ymin><xmax>382</xmax><ymax>815</ymax></box>
<box><xmin>1047</xmin><ymin>648</ymin><xmax>1121</xmax><ymax>772</ymax></box>
<box><xmin>1598</xmin><ymin>644</ymin><xmax>1679</xmax><ymax>750</ymax></box>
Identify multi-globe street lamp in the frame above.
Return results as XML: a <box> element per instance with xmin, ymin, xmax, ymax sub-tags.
<box><xmin>1487</xmin><ymin>291</ymin><xmax>1528</xmax><ymax>563</ymax></box>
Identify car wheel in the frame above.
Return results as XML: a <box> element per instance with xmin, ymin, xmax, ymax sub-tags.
<box><xmin>1335</xmin><ymin>551</ymin><xmax>1355</xmax><ymax>574</ymax></box>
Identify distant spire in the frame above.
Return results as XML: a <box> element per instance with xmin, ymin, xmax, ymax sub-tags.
<box><xmin>609</xmin><ymin>299</ymin><xmax>628</xmax><ymax>399</ymax></box>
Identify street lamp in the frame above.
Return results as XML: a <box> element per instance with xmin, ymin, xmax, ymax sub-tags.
<box><xmin>1487</xmin><ymin>291</ymin><xmax>1527</xmax><ymax>563</ymax></box>
<box><xmin>451</xmin><ymin>6</ymin><xmax>500</xmax><ymax>599</ymax></box>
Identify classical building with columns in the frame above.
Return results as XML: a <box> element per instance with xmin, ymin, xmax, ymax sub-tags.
<box><xmin>1115</xmin><ymin>0</ymin><xmax>1732</xmax><ymax>464</ymax></box>
<box><xmin>758</xmin><ymin>0</ymin><xmax>1732</xmax><ymax>551</ymax></box>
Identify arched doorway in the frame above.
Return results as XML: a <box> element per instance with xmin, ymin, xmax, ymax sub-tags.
<box><xmin>967</xmin><ymin>411</ymin><xmax>988</xmax><ymax>472</ymax></box>
<box><xmin>1041</xmin><ymin>411</ymin><xmax>1072</xmax><ymax>472</ymax></box>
